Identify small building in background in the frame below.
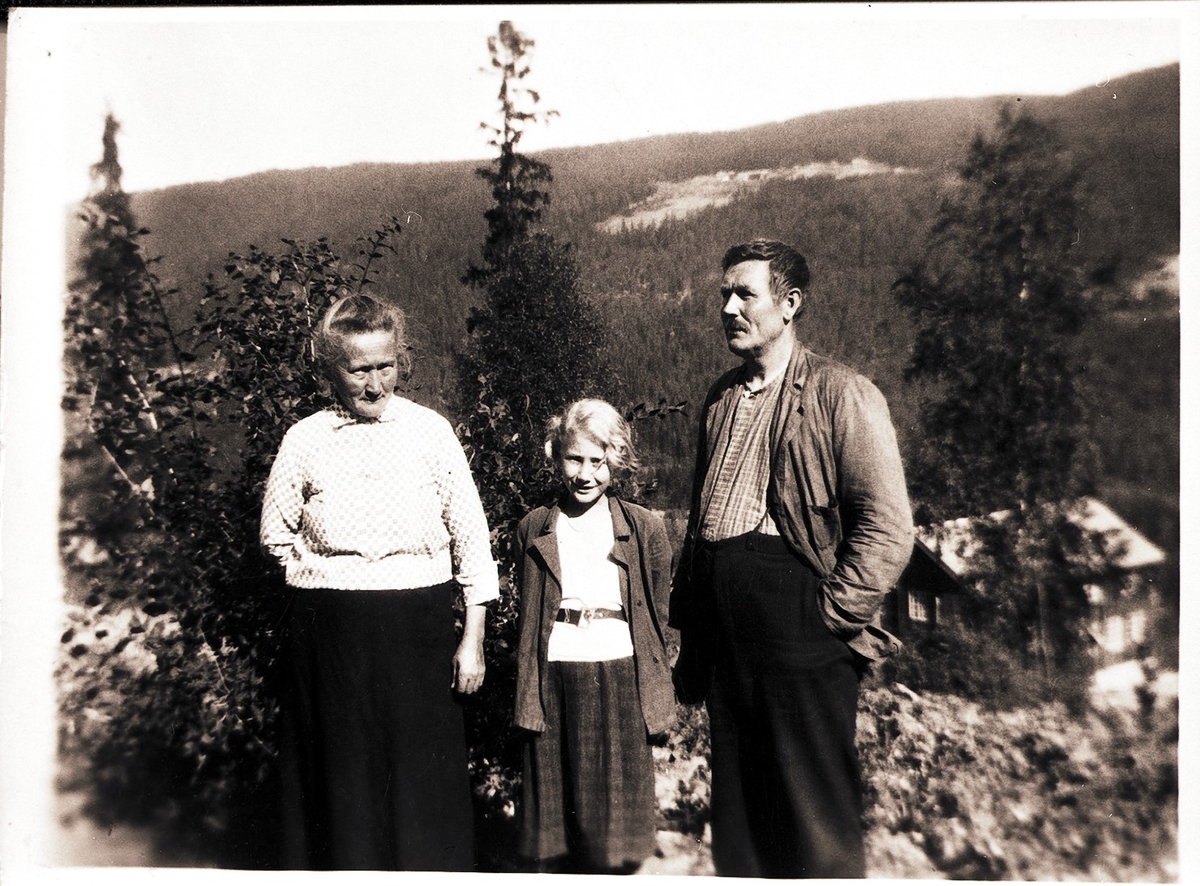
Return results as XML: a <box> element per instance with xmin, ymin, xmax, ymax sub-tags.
<box><xmin>886</xmin><ymin>497</ymin><xmax>1169</xmax><ymax>668</ymax></box>
<box><xmin>1071</xmin><ymin>498</ymin><xmax>1169</xmax><ymax>666</ymax></box>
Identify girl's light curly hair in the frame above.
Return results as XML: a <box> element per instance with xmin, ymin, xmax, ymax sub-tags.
<box><xmin>544</xmin><ymin>399</ymin><xmax>639</xmax><ymax>481</ymax></box>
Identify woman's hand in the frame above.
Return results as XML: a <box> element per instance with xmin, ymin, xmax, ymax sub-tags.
<box><xmin>453</xmin><ymin>603</ymin><xmax>488</xmax><ymax>694</ymax></box>
<box><xmin>453</xmin><ymin>640</ymin><xmax>486</xmax><ymax>694</ymax></box>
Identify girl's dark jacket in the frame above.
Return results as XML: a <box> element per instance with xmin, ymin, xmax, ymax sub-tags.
<box><xmin>513</xmin><ymin>495</ymin><xmax>677</xmax><ymax>737</ymax></box>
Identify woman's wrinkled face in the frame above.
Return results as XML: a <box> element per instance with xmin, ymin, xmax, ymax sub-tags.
<box><xmin>331</xmin><ymin>330</ymin><xmax>399</xmax><ymax>419</ymax></box>
<box><xmin>559</xmin><ymin>433</ymin><xmax>611</xmax><ymax>510</ymax></box>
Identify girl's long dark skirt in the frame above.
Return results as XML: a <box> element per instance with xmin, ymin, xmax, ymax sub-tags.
<box><xmin>519</xmin><ymin>655</ymin><xmax>657</xmax><ymax>872</ymax></box>
<box><xmin>278</xmin><ymin>583</ymin><xmax>475</xmax><ymax>871</ymax></box>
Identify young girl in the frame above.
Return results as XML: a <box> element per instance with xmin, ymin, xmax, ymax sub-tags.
<box><xmin>512</xmin><ymin>399</ymin><xmax>677</xmax><ymax>874</ymax></box>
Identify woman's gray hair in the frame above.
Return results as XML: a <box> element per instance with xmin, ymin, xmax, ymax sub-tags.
<box><xmin>311</xmin><ymin>293</ymin><xmax>409</xmax><ymax>378</ymax></box>
<box><xmin>544</xmin><ymin>399</ymin><xmax>639</xmax><ymax>480</ymax></box>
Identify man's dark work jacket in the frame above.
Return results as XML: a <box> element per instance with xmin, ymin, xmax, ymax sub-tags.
<box><xmin>671</xmin><ymin>346</ymin><xmax>914</xmax><ymax>662</ymax></box>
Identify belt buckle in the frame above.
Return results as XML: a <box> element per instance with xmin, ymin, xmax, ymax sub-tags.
<box><xmin>560</xmin><ymin>599</ymin><xmax>588</xmax><ymax>628</ymax></box>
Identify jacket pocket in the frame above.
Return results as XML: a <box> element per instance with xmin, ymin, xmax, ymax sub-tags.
<box><xmin>807</xmin><ymin>502</ymin><xmax>840</xmax><ymax>551</ymax></box>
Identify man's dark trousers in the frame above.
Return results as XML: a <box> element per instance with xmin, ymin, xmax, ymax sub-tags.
<box><xmin>700</xmin><ymin>532</ymin><xmax>865</xmax><ymax>878</ymax></box>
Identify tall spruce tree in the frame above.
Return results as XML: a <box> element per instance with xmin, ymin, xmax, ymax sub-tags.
<box><xmin>458</xmin><ymin>21</ymin><xmax>616</xmax><ymax>533</ymax></box>
<box><xmin>464</xmin><ymin>21</ymin><xmax>556</xmax><ymax>288</ymax></box>
<box><xmin>65</xmin><ymin>114</ymin><xmax>181</xmax><ymax>501</ymax></box>
<box><xmin>455</xmin><ymin>23</ymin><xmax>617</xmax><ymax>852</ymax></box>
<box><xmin>895</xmin><ymin>106</ymin><xmax>1092</xmax><ymax>522</ymax></box>
<box><xmin>894</xmin><ymin>107</ymin><xmax>1100</xmax><ymax>694</ymax></box>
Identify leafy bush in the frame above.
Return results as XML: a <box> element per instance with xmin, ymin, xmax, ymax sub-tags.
<box><xmin>858</xmin><ymin>684</ymin><xmax>1177</xmax><ymax>880</ymax></box>
<box><xmin>60</xmin><ymin>124</ymin><xmax>414</xmax><ymax>862</ymax></box>
<box><xmin>56</xmin><ymin>601</ymin><xmax>279</xmax><ymax>863</ymax></box>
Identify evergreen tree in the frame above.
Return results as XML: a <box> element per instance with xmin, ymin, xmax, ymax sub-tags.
<box><xmin>454</xmin><ymin>23</ymin><xmax>618</xmax><ymax>857</ymax></box>
<box><xmin>458</xmin><ymin>21</ymin><xmax>616</xmax><ymax>530</ymax></box>
<box><xmin>64</xmin><ymin>114</ymin><xmax>188</xmax><ymax>504</ymax></box>
<box><xmin>464</xmin><ymin>21</ymin><xmax>557</xmax><ymax>286</ymax></box>
<box><xmin>894</xmin><ymin>107</ymin><xmax>1100</xmax><ymax>696</ymax></box>
<box><xmin>895</xmin><ymin>106</ymin><xmax>1092</xmax><ymax>521</ymax></box>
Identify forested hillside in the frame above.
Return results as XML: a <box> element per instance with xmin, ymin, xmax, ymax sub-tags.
<box><xmin>122</xmin><ymin>64</ymin><xmax>1179</xmax><ymax>546</ymax></box>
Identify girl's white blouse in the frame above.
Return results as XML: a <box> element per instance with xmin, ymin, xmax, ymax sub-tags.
<box><xmin>547</xmin><ymin>503</ymin><xmax>634</xmax><ymax>662</ymax></box>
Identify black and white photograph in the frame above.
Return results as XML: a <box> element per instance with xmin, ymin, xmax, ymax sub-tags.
<box><xmin>1</xmin><ymin>3</ymin><xmax>1194</xmax><ymax>880</ymax></box>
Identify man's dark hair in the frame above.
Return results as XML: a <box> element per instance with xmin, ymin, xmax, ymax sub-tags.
<box><xmin>722</xmin><ymin>239</ymin><xmax>811</xmax><ymax>299</ymax></box>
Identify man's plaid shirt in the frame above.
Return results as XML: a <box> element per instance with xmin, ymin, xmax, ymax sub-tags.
<box><xmin>697</xmin><ymin>370</ymin><xmax>784</xmax><ymax>541</ymax></box>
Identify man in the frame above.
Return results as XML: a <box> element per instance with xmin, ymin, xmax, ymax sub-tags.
<box><xmin>670</xmin><ymin>239</ymin><xmax>913</xmax><ymax>878</ymax></box>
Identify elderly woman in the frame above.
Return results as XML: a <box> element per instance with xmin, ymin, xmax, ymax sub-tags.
<box><xmin>260</xmin><ymin>293</ymin><xmax>498</xmax><ymax>871</ymax></box>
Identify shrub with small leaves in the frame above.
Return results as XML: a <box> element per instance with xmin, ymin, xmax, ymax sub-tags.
<box><xmin>60</xmin><ymin>113</ymin><xmax>417</xmax><ymax>864</ymax></box>
<box><xmin>857</xmin><ymin>685</ymin><xmax>1177</xmax><ymax>880</ymax></box>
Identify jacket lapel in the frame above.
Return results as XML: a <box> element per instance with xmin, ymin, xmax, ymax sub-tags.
<box><xmin>608</xmin><ymin>498</ymin><xmax>636</xmax><ymax>609</ymax></box>
<box><xmin>530</xmin><ymin>506</ymin><xmax>563</xmax><ymax>590</ymax></box>
<box><xmin>771</xmin><ymin>345</ymin><xmax>810</xmax><ymax>461</ymax></box>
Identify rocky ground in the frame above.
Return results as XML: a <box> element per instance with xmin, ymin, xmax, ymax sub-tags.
<box><xmin>47</xmin><ymin>665</ymin><xmax>1177</xmax><ymax>878</ymax></box>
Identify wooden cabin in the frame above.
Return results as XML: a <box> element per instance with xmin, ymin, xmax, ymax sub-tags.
<box><xmin>886</xmin><ymin>498</ymin><xmax>1169</xmax><ymax>667</ymax></box>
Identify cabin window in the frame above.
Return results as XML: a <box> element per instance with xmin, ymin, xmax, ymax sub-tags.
<box><xmin>1129</xmin><ymin>609</ymin><xmax>1147</xmax><ymax>646</ymax></box>
<box><xmin>908</xmin><ymin>588</ymin><xmax>934</xmax><ymax>624</ymax></box>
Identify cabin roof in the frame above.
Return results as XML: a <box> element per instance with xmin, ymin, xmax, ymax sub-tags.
<box><xmin>913</xmin><ymin>496</ymin><xmax>1167</xmax><ymax>578</ymax></box>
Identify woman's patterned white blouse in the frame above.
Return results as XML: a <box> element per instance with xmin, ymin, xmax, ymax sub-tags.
<box><xmin>260</xmin><ymin>396</ymin><xmax>499</xmax><ymax>606</ymax></box>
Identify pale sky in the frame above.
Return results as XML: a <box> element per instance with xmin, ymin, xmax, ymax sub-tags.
<box><xmin>6</xmin><ymin>2</ymin><xmax>1189</xmax><ymax>201</ymax></box>
<box><xmin>1</xmin><ymin>3</ymin><xmax>1198</xmax><ymax>875</ymax></box>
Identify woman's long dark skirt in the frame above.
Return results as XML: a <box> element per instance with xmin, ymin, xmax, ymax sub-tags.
<box><xmin>277</xmin><ymin>583</ymin><xmax>475</xmax><ymax>871</ymax></box>
<box><xmin>519</xmin><ymin>656</ymin><xmax>657</xmax><ymax>871</ymax></box>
